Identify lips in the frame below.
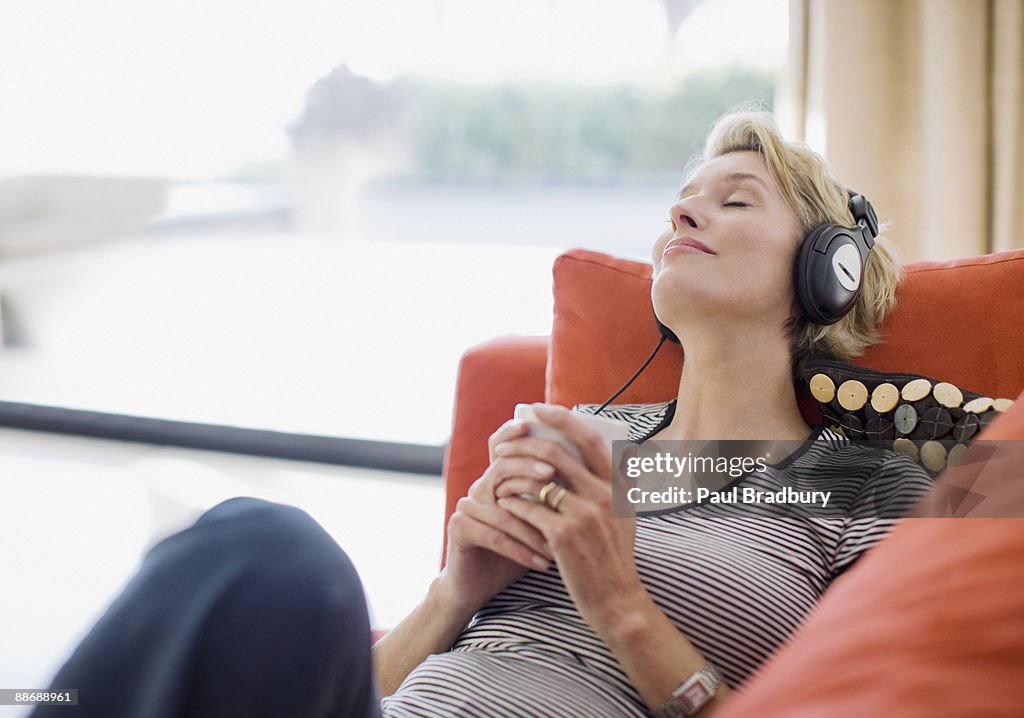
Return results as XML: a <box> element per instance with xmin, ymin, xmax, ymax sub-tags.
<box><xmin>664</xmin><ymin>236</ymin><xmax>715</xmax><ymax>256</ymax></box>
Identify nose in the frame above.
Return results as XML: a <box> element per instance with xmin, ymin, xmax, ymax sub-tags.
<box><xmin>668</xmin><ymin>197</ymin><xmax>702</xmax><ymax>232</ymax></box>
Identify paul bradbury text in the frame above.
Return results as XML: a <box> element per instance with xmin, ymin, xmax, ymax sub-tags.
<box><xmin>625</xmin><ymin>486</ymin><xmax>832</xmax><ymax>507</ymax></box>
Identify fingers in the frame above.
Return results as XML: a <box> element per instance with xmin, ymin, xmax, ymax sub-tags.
<box><xmin>487</xmin><ymin>419</ymin><xmax>530</xmax><ymax>462</ymax></box>
<box><xmin>493</xmin><ymin>434</ymin><xmax>603</xmax><ymax>496</ymax></box>
<box><xmin>493</xmin><ymin>476</ymin><xmax>554</xmax><ymax>500</ymax></box>
<box><xmin>451</xmin><ymin>496</ymin><xmax>554</xmax><ymax>569</ymax></box>
<box><xmin>496</xmin><ymin>495</ymin><xmax>563</xmax><ymax>538</ymax></box>
<box><xmin>468</xmin><ymin>457</ymin><xmax>555</xmax><ymax>502</ymax></box>
<box><xmin>530</xmin><ymin>404</ymin><xmax>614</xmax><ymax>480</ymax></box>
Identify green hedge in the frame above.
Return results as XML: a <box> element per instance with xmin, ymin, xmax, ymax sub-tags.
<box><xmin>406</xmin><ymin>68</ymin><xmax>774</xmax><ymax>178</ymax></box>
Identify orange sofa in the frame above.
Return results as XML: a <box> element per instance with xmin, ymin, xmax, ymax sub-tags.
<box><xmin>440</xmin><ymin>247</ymin><xmax>1024</xmax><ymax>716</ymax></box>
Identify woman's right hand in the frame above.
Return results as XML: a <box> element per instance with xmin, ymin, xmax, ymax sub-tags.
<box><xmin>434</xmin><ymin>418</ymin><xmax>557</xmax><ymax>616</ymax></box>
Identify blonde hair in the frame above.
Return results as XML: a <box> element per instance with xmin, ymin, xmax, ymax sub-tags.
<box><xmin>695</xmin><ymin>109</ymin><xmax>901</xmax><ymax>378</ymax></box>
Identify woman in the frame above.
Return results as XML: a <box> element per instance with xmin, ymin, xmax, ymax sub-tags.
<box><xmin>33</xmin><ymin>112</ymin><xmax>933</xmax><ymax>718</ymax></box>
<box><xmin>372</xmin><ymin>111</ymin><xmax>933</xmax><ymax>717</ymax></box>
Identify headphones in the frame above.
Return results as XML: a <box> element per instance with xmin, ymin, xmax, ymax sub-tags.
<box><xmin>654</xmin><ymin>189</ymin><xmax>879</xmax><ymax>343</ymax></box>
<box><xmin>794</xmin><ymin>190</ymin><xmax>879</xmax><ymax>325</ymax></box>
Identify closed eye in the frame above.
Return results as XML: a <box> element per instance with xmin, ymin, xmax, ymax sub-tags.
<box><xmin>723</xmin><ymin>201</ymin><xmax>749</xmax><ymax>208</ymax></box>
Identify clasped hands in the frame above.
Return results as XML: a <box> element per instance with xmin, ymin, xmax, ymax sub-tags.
<box><xmin>442</xmin><ymin>404</ymin><xmax>643</xmax><ymax>632</ymax></box>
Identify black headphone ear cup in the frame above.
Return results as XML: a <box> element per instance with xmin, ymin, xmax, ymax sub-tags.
<box><xmin>794</xmin><ymin>224</ymin><xmax>835</xmax><ymax>324</ymax></box>
<box><xmin>795</xmin><ymin>224</ymin><xmax>866</xmax><ymax>325</ymax></box>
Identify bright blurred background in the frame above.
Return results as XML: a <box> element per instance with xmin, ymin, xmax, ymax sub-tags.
<box><xmin>0</xmin><ymin>0</ymin><xmax>786</xmax><ymax>447</ymax></box>
<box><xmin>2</xmin><ymin>1</ymin><xmax>1021</xmax><ymax>709</ymax></box>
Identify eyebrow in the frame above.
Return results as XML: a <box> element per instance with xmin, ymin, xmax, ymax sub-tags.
<box><xmin>677</xmin><ymin>172</ymin><xmax>771</xmax><ymax>200</ymax></box>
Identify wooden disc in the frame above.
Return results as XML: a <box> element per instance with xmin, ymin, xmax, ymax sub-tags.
<box><xmin>963</xmin><ymin>396</ymin><xmax>993</xmax><ymax>414</ymax></box>
<box><xmin>920</xmin><ymin>440</ymin><xmax>948</xmax><ymax>472</ymax></box>
<box><xmin>865</xmin><ymin>415</ymin><xmax>896</xmax><ymax>440</ymax></box>
<box><xmin>901</xmin><ymin>378</ymin><xmax>932</xmax><ymax>402</ymax></box>
<box><xmin>837</xmin><ymin>380</ymin><xmax>869</xmax><ymax>411</ymax></box>
<box><xmin>920</xmin><ymin>406</ymin><xmax>954</xmax><ymax>439</ymax></box>
<box><xmin>933</xmin><ymin>382</ymin><xmax>964</xmax><ymax>409</ymax></box>
<box><xmin>809</xmin><ymin>373</ymin><xmax>836</xmax><ymax>403</ymax></box>
<box><xmin>947</xmin><ymin>443</ymin><xmax>969</xmax><ymax>467</ymax></box>
<box><xmin>993</xmin><ymin>398</ymin><xmax>1015</xmax><ymax>413</ymax></box>
<box><xmin>952</xmin><ymin>413</ymin><xmax>980</xmax><ymax>442</ymax></box>
<box><xmin>894</xmin><ymin>404</ymin><xmax>919</xmax><ymax>435</ymax></box>
<box><xmin>892</xmin><ymin>437</ymin><xmax>919</xmax><ymax>460</ymax></box>
<box><xmin>839</xmin><ymin>413</ymin><xmax>864</xmax><ymax>438</ymax></box>
<box><xmin>870</xmin><ymin>382</ymin><xmax>900</xmax><ymax>413</ymax></box>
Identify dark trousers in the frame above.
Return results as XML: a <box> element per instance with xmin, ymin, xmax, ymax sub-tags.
<box><xmin>32</xmin><ymin>497</ymin><xmax>381</xmax><ymax>718</ymax></box>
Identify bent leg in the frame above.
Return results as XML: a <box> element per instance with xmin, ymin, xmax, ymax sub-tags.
<box><xmin>33</xmin><ymin>497</ymin><xmax>380</xmax><ymax>718</ymax></box>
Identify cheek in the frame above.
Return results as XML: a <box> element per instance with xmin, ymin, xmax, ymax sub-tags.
<box><xmin>771</xmin><ymin>241</ymin><xmax>802</xmax><ymax>302</ymax></box>
<box><xmin>734</xmin><ymin>231</ymin><xmax>800</xmax><ymax>295</ymax></box>
<box><xmin>762</xmin><ymin>250</ymin><xmax>797</xmax><ymax>290</ymax></box>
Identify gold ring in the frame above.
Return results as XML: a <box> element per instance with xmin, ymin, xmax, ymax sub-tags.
<box><xmin>538</xmin><ymin>481</ymin><xmax>568</xmax><ymax>512</ymax></box>
<box><xmin>538</xmin><ymin>481</ymin><xmax>560</xmax><ymax>506</ymax></box>
<box><xmin>547</xmin><ymin>486</ymin><xmax>568</xmax><ymax>512</ymax></box>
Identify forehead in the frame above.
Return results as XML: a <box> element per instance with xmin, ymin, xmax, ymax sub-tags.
<box><xmin>678</xmin><ymin>151</ymin><xmax>775</xmax><ymax>198</ymax></box>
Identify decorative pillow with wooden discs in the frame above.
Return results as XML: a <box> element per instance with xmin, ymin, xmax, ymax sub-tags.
<box><xmin>801</xmin><ymin>360</ymin><xmax>1016</xmax><ymax>475</ymax></box>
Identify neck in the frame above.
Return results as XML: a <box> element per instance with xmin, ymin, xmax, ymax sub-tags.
<box><xmin>657</xmin><ymin>325</ymin><xmax>810</xmax><ymax>442</ymax></box>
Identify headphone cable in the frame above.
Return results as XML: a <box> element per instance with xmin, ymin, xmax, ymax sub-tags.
<box><xmin>593</xmin><ymin>335</ymin><xmax>668</xmax><ymax>415</ymax></box>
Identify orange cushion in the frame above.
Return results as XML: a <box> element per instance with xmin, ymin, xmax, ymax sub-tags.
<box><xmin>714</xmin><ymin>388</ymin><xmax>1024</xmax><ymax>717</ymax></box>
<box><xmin>714</xmin><ymin>518</ymin><xmax>1024</xmax><ymax>717</ymax></box>
<box><xmin>547</xmin><ymin>248</ymin><xmax>1024</xmax><ymax>408</ymax></box>
<box><xmin>547</xmin><ymin>250</ymin><xmax>672</xmax><ymax>407</ymax></box>
<box><xmin>441</xmin><ymin>335</ymin><xmax>549</xmax><ymax>565</ymax></box>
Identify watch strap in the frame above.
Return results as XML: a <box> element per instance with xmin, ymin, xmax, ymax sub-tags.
<box><xmin>652</xmin><ymin>663</ymin><xmax>722</xmax><ymax>718</ymax></box>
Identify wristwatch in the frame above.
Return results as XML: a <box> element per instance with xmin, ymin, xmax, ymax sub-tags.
<box><xmin>652</xmin><ymin>664</ymin><xmax>723</xmax><ymax>717</ymax></box>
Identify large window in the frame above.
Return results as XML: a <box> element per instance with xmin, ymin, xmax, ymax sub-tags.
<box><xmin>0</xmin><ymin>0</ymin><xmax>786</xmax><ymax>457</ymax></box>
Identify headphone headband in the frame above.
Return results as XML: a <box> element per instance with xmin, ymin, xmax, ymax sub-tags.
<box><xmin>848</xmin><ymin>189</ymin><xmax>878</xmax><ymax>249</ymax></box>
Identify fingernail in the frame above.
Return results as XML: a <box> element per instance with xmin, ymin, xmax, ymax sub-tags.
<box><xmin>531</xmin><ymin>555</ymin><xmax>550</xmax><ymax>571</ymax></box>
<box><xmin>533</xmin><ymin>461</ymin><xmax>554</xmax><ymax>477</ymax></box>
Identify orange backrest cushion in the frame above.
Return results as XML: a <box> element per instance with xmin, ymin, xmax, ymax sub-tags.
<box><xmin>547</xmin><ymin>247</ymin><xmax>1024</xmax><ymax>408</ymax></box>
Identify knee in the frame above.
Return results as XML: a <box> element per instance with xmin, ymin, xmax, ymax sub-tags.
<box><xmin>198</xmin><ymin>496</ymin><xmax>307</xmax><ymax>529</ymax></box>
<box><xmin>193</xmin><ymin>497</ymin><xmax>366</xmax><ymax>615</ymax></box>
<box><xmin>198</xmin><ymin>498</ymin><xmax>333</xmax><ymax>556</ymax></box>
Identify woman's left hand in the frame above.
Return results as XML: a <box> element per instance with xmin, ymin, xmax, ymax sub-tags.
<box><xmin>492</xmin><ymin>404</ymin><xmax>647</xmax><ymax>635</ymax></box>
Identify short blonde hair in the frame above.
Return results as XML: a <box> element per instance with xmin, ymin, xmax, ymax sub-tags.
<box><xmin>695</xmin><ymin>109</ymin><xmax>901</xmax><ymax>378</ymax></box>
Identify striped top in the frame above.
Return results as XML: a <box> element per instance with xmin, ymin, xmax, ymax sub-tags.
<box><xmin>381</xmin><ymin>402</ymin><xmax>933</xmax><ymax>717</ymax></box>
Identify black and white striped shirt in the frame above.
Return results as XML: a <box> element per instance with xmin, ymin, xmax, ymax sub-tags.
<box><xmin>382</xmin><ymin>402</ymin><xmax>933</xmax><ymax>717</ymax></box>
